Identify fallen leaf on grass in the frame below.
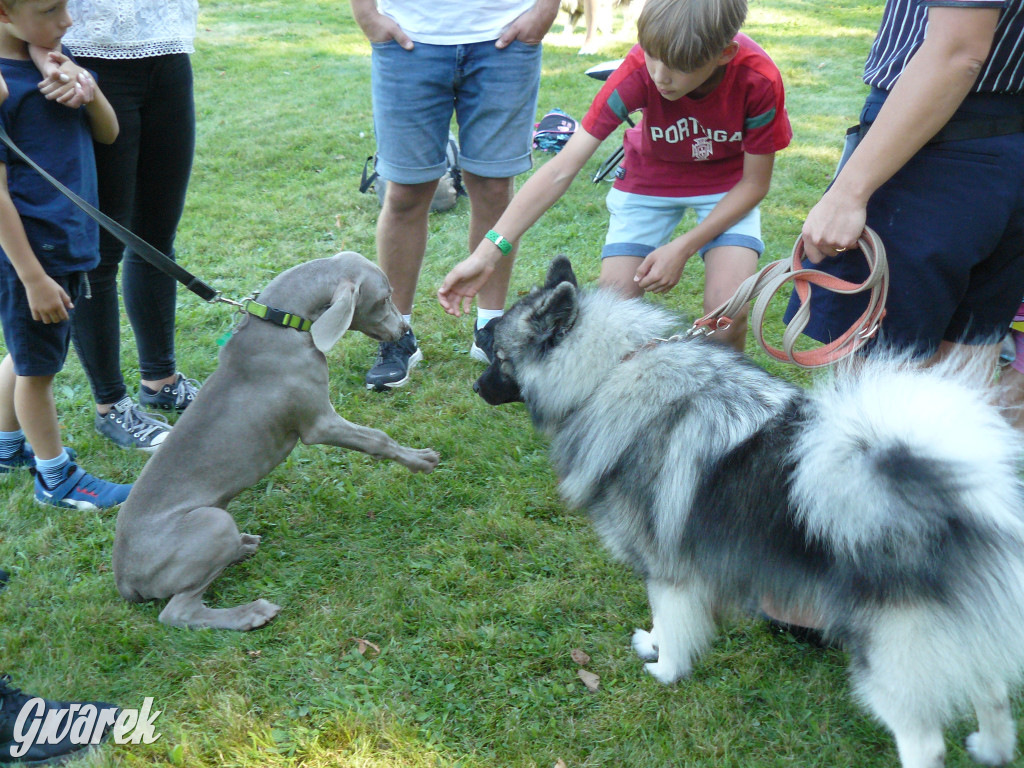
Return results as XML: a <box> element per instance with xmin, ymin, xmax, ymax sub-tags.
<box><xmin>570</xmin><ymin>649</ymin><xmax>590</xmax><ymax>666</ymax></box>
<box><xmin>577</xmin><ymin>669</ymin><xmax>600</xmax><ymax>692</ymax></box>
<box><xmin>351</xmin><ymin>637</ymin><xmax>381</xmax><ymax>656</ymax></box>
<box><xmin>554</xmin><ymin>760</ymin><xmax>568</xmax><ymax>768</ymax></box>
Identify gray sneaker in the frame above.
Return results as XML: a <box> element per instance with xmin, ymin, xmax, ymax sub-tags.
<box><xmin>95</xmin><ymin>396</ymin><xmax>170</xmax><ymax>452</ymax></box>
<box><xmin>139</xmin><ymin>372</ymin><xmax>200</xmax><ymax>413</ymax></box>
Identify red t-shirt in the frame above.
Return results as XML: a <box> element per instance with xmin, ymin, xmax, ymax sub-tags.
<box><xmin>582</xmin><ymin>35</ymin><xmax>792</xmax><ymax>196</ymax></box>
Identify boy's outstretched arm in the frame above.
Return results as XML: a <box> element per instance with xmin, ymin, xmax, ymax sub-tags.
<box><xmin>636</xmin><ymin>152</ymin><xmax>774</xmax><ymax>293</ymax></box>
<box><xmin>0</xmin><ymin>165</ymin><xmax>73</xmax><ymax>324</ymax></box>
<box><xmin>438</xmin><ymin>128</ymin><xmax>603</xmax><ymax>316</ymax></box>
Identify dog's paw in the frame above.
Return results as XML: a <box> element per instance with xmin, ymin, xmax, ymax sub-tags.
<box><xmin>966</xmin><ymin>731</ymin><xmax>1016</xmax><ymax>766</ymax></box>
<box><xmin>631</xmin><ymin>628</ymin><xmax>659</xmax><ymax>662</ymax></box>
<box><xmin>643</xmin><ymin>659</ymin><xmax>690</xmax><ymax>686</ymax></box>
<box><xmin>239</xmin><ymin>533</ymin><xmax>261</xmax><ymax>554</ymax></box>
<box><xmin>404</xmin><ymin>447</ymin><xmax>440</xmax><ymax>474</ymax></box>
<box><xmin>240</xmin><ymin>599</ymin><xmax>281</xmax><ymax>631</ymax></box>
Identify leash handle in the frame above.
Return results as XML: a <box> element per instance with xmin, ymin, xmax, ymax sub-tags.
<box><xmin>0</xmin><ymin>123</ymin><xmax>219</xmax><ymax>303</ymax></box>
<box><xmin>694</xmin><ymin>227</ymin><xmax>889</xmax><ymax>368</ymax></box>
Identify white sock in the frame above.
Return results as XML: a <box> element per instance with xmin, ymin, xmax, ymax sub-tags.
<box><xmin>476</xmin><ymin>308</ymin><xmax>503</xmax><ymax>330</ymax></box>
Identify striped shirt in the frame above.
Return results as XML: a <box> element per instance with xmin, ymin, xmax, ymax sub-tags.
<box><xmin>864</xmin><ymin>0</ymin><xmax>1024</xmax><ymax>92</ymax></box>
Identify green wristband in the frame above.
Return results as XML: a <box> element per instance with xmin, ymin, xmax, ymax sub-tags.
<box><xmin>485</xmin><ymin>230</ymin><xmax>513</xmax><ymax>255</ymax></box>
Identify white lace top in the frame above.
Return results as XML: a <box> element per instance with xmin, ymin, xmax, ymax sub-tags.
<box><xmin>63</xmin><ymin>0</ymin><xmax>198</xmax><ymax>59</ymax></box>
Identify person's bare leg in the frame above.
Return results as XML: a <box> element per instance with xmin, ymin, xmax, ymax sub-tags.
<box><xmin>377</xmin><ymin>179</ymin><xmax>440</xmax><ymax>314</ymax></box>
<box><xmin>0</xmin><ymin>355</ymin><xmax>19</xmax><ymax>433</ymax></box>
<box><xmin>15</xmin><ymin>374</ymin><xmax>62</xmax><ymax>460</ymax></box>
<box><xmin>999</xmin><ymin>363</ymin><xmax>1024</xmax><ymax>430</ymax></box>
<box><xmin>599</xmin><ymin>255</ymin><xmax>645</xmax><ymax>299</ymax></box>
<box><xmin>703</xmin><ymin>245</ymin><xmax>758</xmax><ymax>353</ymax></box>
<box><xmin>463</xmin><ymin>172</ymin><xmax>515</xmax><ymax>313</ymax></box>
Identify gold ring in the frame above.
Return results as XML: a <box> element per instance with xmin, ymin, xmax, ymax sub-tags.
<box><xmin>835</xmin><ymin>246</ymin><xmax>848</xmax><ymax>252</ymax></box>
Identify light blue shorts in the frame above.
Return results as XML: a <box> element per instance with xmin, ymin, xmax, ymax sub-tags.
<box><xmin>370</xmin><ymin>39</ymin><xmax>543</xmax><ymax>184</ymax></box>
<box><xmin>602</xmin><ymin>187</ymin><xmax>764</xmax><ymax>259</ymax></box>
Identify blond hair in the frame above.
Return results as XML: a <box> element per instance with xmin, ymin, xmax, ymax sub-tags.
<box><xmin>637</xmin><ymin>0</ymin><xmax>747</xmax><ymax>72</ymax></box>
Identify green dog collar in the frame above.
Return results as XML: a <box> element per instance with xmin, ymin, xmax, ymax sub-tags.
<box><xmin>243</xmin><ymin>300</ymin><xmax>313</xmax><ymax>332</ymax></box>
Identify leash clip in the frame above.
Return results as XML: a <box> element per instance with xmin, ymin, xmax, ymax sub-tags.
<box><xmin>209</xmin><ymin>291</ymin><xmax>260</xmax><ymax>313</ymax></box>
<box><xmin>686</xmin><ymin>316</ymin><xmax>732</xmax><ymax>339</ymax></box>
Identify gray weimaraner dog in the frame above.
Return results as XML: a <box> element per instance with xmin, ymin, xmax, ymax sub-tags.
<box><xmin>113</xmin><ymin>252</ymin><xmax>440</xmax><ymax>630</ymax></box>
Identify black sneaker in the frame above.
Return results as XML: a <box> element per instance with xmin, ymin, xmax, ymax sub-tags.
<box><xmin>0</xmin><ymin>674</ymin><xmax>119</xmax><ymax>764</ymax></box>
<box><xmin>470</xmin><ymin>318</ymin><xmax>499</xmax><ymax>364</ymax></box>
<box><xmin>138</xmin><ymin>372</ymin><xmax>200</xmax><ymax>413</ymax></box>
<box><xmin>95</xmin><ymin>397</ymin><xmax>169</xmax><ymax>452</ymax></box>
<box><xmin>365</xmin><ymin>330</ymin><xmax>422</xmax><ymax>391</ymax></box>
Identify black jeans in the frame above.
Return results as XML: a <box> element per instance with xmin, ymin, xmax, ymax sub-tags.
<box><xmin>70</xmin><ymin>53</ymin><xmax>195</xmax><ymax>406</ymax></box>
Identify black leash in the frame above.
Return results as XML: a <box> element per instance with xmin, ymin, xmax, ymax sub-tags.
<box><xmin>0</xmin><ymin>123</ymin><xmax>318</xmax><ymax>332</ymax></box>
<box><xmin>0</xmin><ymin>121</ymin><xmax>219</xmax><ymax>302</ymax></box>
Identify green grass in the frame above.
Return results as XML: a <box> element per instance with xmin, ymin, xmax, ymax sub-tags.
<box><xmin>2</xmin><ymin>1</ymin><xmax>1017</xmax><ymax>766</ymax></box>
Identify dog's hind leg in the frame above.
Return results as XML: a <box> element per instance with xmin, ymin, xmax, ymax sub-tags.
<box><xmin>632</xmin><ymin>578</ymin><xmax>715</xmax><ymax>685</ymax></box>
<box><xmin>159</xmin><ymin>588</ymin><xmax>280</xmax><ymax>631</ymax></box>
<box><xmin>849</xmin><ymin>642</ymin><xmax>947</xmax><ymax>768</ymax></box>
<box><xmin>149</xmin><ymin>506</ymin><xmax>281</xmax><ymax>631</ymax></box>
<box><xmin>966</xmin><ymin>682</ymin><xmax>1016</xmax><ymax>766</ymax></box>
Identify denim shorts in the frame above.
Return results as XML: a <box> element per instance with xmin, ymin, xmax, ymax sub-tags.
<box><xmin>0</xmin><ymin>263</ymin><xmax>84</xmax><ymax>376</ymax></box>
<box><xmin>788</xmin><ymin>89</ymin><xmax>1024</xmax><ymax>358</ymax></box>
<box><xmin>370</xmin><ymin>39</ymin><xmax>542</xmax><ymax>183</ymax></box>
<box><xmin>602</xmin><ymin>188</ymin><xmax>764</xmax><ymax>260</ymax></box>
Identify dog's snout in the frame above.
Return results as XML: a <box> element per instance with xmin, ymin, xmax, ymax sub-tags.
<box><xmin>472</xmin><ymin>379</ymin><xmax>481</xmax><ymax>394</ymax></box>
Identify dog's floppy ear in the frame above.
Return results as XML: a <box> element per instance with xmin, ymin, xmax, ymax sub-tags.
<box><xmin>544</xmin><ymin>255</ymin><xmax>578</xmax><ymax>290</ymax></box>
<box><xmin>533</xmin><ymin>282</ymin><xmax>579</xmax><ymax>343</ymax></box>
<box><xmin>311</xmin><ymin>281</ymin><xmax>357</xmax><ymax>353</ymax></box>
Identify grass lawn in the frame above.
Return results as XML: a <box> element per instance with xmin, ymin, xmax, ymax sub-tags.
<box><xmin>3</xmin><ymin>1</ymin><xmax>1017</xmax><ymax>766</ymax></box>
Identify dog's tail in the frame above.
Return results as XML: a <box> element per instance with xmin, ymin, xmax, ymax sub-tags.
<box><xmin>793</xmin><ymin>351</ymin><xmax>1024</xmax><ymax>558</ymax></box>
<box><xmin>791</xmin><ymin>352</ymin><xmax>1024</xmax><ymax>709</ymax></box>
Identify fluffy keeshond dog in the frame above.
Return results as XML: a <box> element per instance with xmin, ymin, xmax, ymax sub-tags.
<box><xmin>474</xmin><ymin>257</ymin><xmax>1024</xmax><ymax>768</ymax></box>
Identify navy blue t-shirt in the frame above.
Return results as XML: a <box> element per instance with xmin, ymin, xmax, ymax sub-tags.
<box><xmin>0</xmin><ymin>50</ymin><xmax>99</xmax><ymax>276</ymax></box>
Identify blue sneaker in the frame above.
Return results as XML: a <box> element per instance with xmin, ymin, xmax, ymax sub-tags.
<box><xmin>0</xmin><ymin>444</ymin><xmax>75</xmax><ymax>474</ymax></box>
<box><xmin>33</xmin><ymin>463</ymin><xmax>132</xmax><ymax>510</ymax></box>
<box><xmin>0</xmin><ymin>442</ymin><xmax>34</xmax><ymax>473</ymax></box>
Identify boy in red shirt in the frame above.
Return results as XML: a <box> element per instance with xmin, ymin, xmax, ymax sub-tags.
<box><xmin>439</xmin><ymin>0</ymin><xmax>791</xmax><ymax>352</ymax></box>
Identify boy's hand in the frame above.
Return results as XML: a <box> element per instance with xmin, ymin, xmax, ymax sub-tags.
<box><xmin>37</xmin><ymin>51</ymin><xmax>95</xmax><ymax>108</ymax></box>
<box><xmin>635</xmin><ymin>243</ymin><xmax>693</xmax><ymax>294</ymax></box>
<box><xmin>438</xmin><ymin>252</ymin><xmax>496</xmax><ymax>317</ymax></box>
<box><xmin>24</xmin><ymin>273</ymin><xmax>73</xmax><ymax>324</ymax></box>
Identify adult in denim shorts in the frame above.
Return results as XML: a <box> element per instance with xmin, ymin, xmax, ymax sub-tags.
<box><xmin>350</xmin><ymin>0</ymin><xmax>557</xmax><ymax>390</ymax></box>
<box><xmin>790</xmin><ymin>0</ymin><xmax>1024</xmax><ymax>363</ymax></box>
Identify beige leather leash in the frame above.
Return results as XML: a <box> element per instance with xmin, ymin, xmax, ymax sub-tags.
<box><xmin>688</xmin><ymin>227</ymin><xmax>889</xmax><ymax>368</ymax></box>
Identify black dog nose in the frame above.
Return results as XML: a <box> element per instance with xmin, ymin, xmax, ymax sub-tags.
<box><xmin>472</xmin><ymin>380</ymin><xmax>481</xmax><ymax>394</ymax></box>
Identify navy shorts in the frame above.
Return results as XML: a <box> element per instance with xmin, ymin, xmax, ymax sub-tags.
<box><xmin>788</xmin><ymin>89</ymin><xmax>1024</xmax><ymax>358</ymax></box>
<box><xmin>0</xmin><ymin>263</ymin><xmax>85</xmax><ymax>376</ymax></box>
